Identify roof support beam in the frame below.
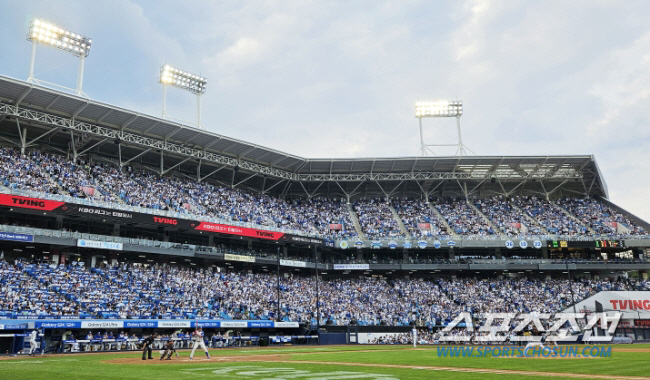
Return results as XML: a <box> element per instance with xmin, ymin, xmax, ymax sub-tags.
<box><xmin>162</xmin><ymin>156</ymin><xmax>191</xmax><ymax>175</ymax></box>
<box><xmin>15</xmin><ymin>87</ymin><xmax>33</xmax><ymax>106</ymax></box>
<box><xmin>121</xmin><ymin>114</ymin><xmax>139</xmax><ymax>129</ymax></box>
<box><xmin>72</xmin><ymin>102</ymin><xmax>89</xmax><ymax>119</ymax></box>
<box><xmin>44</xmin><ymin>95</ymin><xmax>62</xmax><ymax>111</ymax></box>
<box><xmin>120</xmin><ymin>148</ymin><xmax>151</xmax><ymax>168</ymax></box>
<box><xmin>77</xmin><ymin>138</ymin><xmax>108</xmax><ymax>156</ymax></box>
<box><xmin>25</xmin><ymin>127</ymin><xmax>60</xmax><ymax>147</ymax></box>
<box><xmin>427</xmin><ymin>180</ymin><xmax>446</xmax><ymax>196</ymax></box>
<box><xmin>505</xmin><ymin>179</ymin><xmax>528</xmax><ymax>197</ymax></box>
<box><xmin>97</xmin><ymin>109</ymin><xmax>113</xmax><ymax>123</ymax></box>
<box><xmin>199</xmin><ymin>165</ymin><xmax>227</xmax><ymax>183</ymax></box>
<box><xmin>0</xmin><ymin>134</ymin><xmax>20</xmax><ymax>147</ymax></box>
<box><xmin>547</xmin><ymin>179</ymin><xmax>570</xmax><ymax>197</ymax></box>
<box><xmin>262</xmin><ymin>179</ymin><xmax>285</xmax><ymax>195</ymax></box>
<box><xmin>234</xmin><ymin>173</ymin><xmax>258</xmax><ymax>188</ymax></box>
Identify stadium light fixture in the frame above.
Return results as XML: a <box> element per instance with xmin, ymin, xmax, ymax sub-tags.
<box><xmin>158</xmin><ymin>64</ymin><xmax>207</xmax><ymax>130</ymax></box>
<box><xmin>26</xmin><ymin>18</ymin><xmax>92</xmax><ymax>96</ymax></box>
<box><xmin>415</xmin><ymin>101</ymin><xmax>462</xmax><ymax>118</ymax></box>
<box><xmin>415</xmin><ymin>99</ymin><xmax>473</xmax><ymax>156</ymax></box>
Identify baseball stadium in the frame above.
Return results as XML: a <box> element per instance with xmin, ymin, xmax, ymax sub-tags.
<box><xmin>1</xmin><ymin>6</ymin><xmax>650</xmax><ymax>380</ymax></box>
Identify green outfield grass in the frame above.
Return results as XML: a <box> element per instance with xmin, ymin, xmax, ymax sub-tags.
<box><xmin>1</xmin><ymin>344</ymin><xmax>648</xmax><ymax>380</ymax></box>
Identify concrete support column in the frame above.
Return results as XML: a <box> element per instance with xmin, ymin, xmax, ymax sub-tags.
<box><xmin>90</xmin><ymin>255</ymin><xmax>97</xmax><ymax>268</ymax></box>
<box><xmin>208</xmin><ymin>234</ymin><xmax>214</xmax><ymax>247</ymax></box>
<box><xmin>448</xmin><ymin>249</ymin><xmax>455</xmax><ymax>261</ymax></box>
<box><xmin>542</xmin><ymin>247</ymin><xmax>549</xmax><ymax>259</ymax></box>
<box><xmin>494</xmin><ymin>248</ymin><xmax>502</xmax><ymax>260</ymax></box>
<box><xmin>113</xmin><ymin>224</ymin><xmax>120</xmax><ymax>236</ymax></box>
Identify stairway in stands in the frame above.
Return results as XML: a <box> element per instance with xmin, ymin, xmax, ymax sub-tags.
<box><xmin>347</xmin><ymin>203</ymin><xmax>366</xmax><ymax>239</ymax></box>
<box><xmin>388</xmin><ymin>204</ymin><xmax>411</xmax><ymax>239</ymax></box>
<box><xmin>510</xmin><ymin>203</ymin><xmax>549</xmax><ymax>235</ymax></box>
<box><xmin>467</xmin><ymin>201</ymin><xmax>503</xmax><ymax>238</ymax></box>
<box><xmin>554</xmin><ymin>202</ymin><xmax>596</xmax><ymax>235</ymax></box>
<box><xmin>427</xmin><ymin>201</ymin><xmax>459</xmax><ymax>239</ymax></box>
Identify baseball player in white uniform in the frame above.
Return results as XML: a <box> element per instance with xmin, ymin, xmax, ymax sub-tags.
<box><xmin>189</xmin><ymin>326</ymin><xmax>210</xmax><ymax>360</ymax></box>
<box><xmin>29</xmin><ymin>329</ymin><xmax>39</xmax><ymax>356</ymax></box>
<box><xmin>523</xmin><ymin>333</ymin><xmax>559</xmax><ymax>355</ymax></box>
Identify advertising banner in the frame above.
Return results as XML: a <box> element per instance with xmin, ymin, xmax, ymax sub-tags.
<box><xmin>280</xmin><ymin>259</ymin><xmax>308</xmax><ymax>267</ymax></box>
<box><xmin>333</xmin><ymin>264</ymin><xmax>369</xmax><ymax>270</ymax></box>
<box><xmin>77</xmin><ymin>239</ymin><xmax>123</xmax><ymax>251</ymax></box>
<box><xmin>0</xmin><ymin>194</ymin><xmax>65</xmax><ymax>211</ymax></box>
<box><xmin>0</xmin><ymin>232</ymin><xmax>34</xmax><ymax>242</ymax></box>
<box><xmin>81</xmin><ymin>321</ymin><xmax>124</xmax><ymax>329</ymax></box>
<box><xmin>564</xmin><ymin>291</ymin><xmax>650</xmax><ymax>319</ymax></box>
<box><xmin>195</xmin><ymin>222</ymin><xmax>284</xmax><ymax>240</ymax></box>
<box><xmin>224</xmin><ymin>254</ymin><xmax>256</xmax><ymax>263</ymax></box>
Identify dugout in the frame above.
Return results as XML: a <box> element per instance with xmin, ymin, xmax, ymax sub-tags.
<box><xmin>0</xmin><ymin>319</ymin><xmax>310</xmax><ymax>354</ymax></box>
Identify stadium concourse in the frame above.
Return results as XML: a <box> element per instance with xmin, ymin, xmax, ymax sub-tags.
<box><xmin>1</xmin><ymin>75</ymin><xmax>650</xmax><ymax>356</ymax></box>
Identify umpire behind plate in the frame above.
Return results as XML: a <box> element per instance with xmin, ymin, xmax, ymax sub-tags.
<box><xmin>141</xmin><ymin>333</ymin><xmax>157</xmax><ymax>360</ymax></box>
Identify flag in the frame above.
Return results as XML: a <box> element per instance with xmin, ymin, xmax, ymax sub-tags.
<box><xmin>81</xmin><ymin>186</ymin><xmax>95</xmax><ymax>196</ymax></box>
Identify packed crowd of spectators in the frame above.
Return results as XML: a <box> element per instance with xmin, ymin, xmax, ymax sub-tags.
<box><xmin>0</xmin><ymin>147</ymin><xmax>59</xmax><ymax>195</ymax></box>
<box><xmin>2</xmin><ymin>259</ymin><xmax>648</xmax><ymax>326</ymax></box>
<box><xmin>514</xmin><ymin>196</ymin><xmax>587</xmax><ymax>236</ymax></box>
<box><xmin>475</xmin><ymin>196</ymin><xmax>530</xmax><ymax>236</ymax></box>
<box><xmin>0</xmin><ymin>148</ymin><xmax>355</xmax><ymax>238</ymax></box>
<box><xmin>557</xmin><ymin>198</ymin><xmax>645</xmax><ymax>235</ymax></box>
<box><xmin>434</xmin><ymin>198</ymin><xmax>495</xmax><ymax>236</ymax></box>
<box><xmin>391</xmin><ymin>197</ymin><xmax>448</xmax><ymax>238</ymax></box>
<box><xmin>0</xmin><ymin>147</ymin><xmax>646</xmax><ymax>239</ymax></box>
<box><xmin>353</xmin><ymin>198</ymin><xmax>402</xmax><ymax>238</ymax></box>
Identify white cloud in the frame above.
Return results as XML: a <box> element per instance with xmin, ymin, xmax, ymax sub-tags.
<box><xmin>2</xmin><ymin>0</ymin><xmax>650</xmax><ymax>220</ymax></box>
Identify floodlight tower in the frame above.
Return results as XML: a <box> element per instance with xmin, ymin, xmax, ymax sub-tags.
<box><xmin>26</xmin><ymin>19</ymin><xmax>92</xmax><ymax>96</ymax></box>
<box><xmin>158</xmin><ymin>65</ymin><xmax>207</xmax><ymax>130</ymax></box>
<box><xmin>415</xmin><ymin>100</ymin><xmax>470</xmax><ymax>156</ymax></box>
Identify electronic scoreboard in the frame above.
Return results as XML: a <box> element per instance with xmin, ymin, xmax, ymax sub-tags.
<box><xmin>547</xmin><ymin>240</ymin><xmax>625</xmax><ymax>249</ymax></box>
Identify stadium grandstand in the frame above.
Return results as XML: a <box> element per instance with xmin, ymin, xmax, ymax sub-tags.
<box><xmin>1</xmin><ymin>72</ymin><xmax>650</xmax><ymax>354</ymax></box>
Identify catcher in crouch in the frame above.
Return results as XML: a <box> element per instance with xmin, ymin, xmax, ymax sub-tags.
<box><xmin>159</xmin><ymin>340</ymin><xmax>179</xmax><ymax>360</ymax></box>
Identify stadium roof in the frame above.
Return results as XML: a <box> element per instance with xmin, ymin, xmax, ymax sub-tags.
<box><xmin>0</xmin><ymin>75</ymin><xmax>608</xmax><ymax>199</ymax></box>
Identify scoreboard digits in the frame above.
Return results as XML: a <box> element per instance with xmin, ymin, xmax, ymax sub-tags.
<box><xmin>547</xmin><ymin>240</ymin><xmax>625</xmax><ymax>248</ymax></box>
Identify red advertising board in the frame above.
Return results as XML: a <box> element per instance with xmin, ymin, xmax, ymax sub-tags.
<box><xmin>329</xmin><ymin>224</ymin><xmax>342</xmax><ymax>231</ymax></box>
<box><xmin>194</xmin><ymin>222</ymin><xmax>285</xmax><ymax>240</ymax></box>
<box><xmin>0</xmin><ymin>194</ymin><xmax>65</xmax><ymax>211</ymax></box>
<box><xmin>2</xmin><ymin>193</ymin><xmax>302</xmax><ymax>242</ymax></box>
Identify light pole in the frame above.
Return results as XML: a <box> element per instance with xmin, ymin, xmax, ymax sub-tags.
<box><xmin>158</xmin><ymin>65</ymin><xmax>207</xmax><ymax>129</ymax></box>
<box><xmin>415</xmin><ymin>100</ymin><xmax>472</xmax><ymax>156</ymax></box>
<box><xmin>276</xmin><ymin>246</ymin><xmax>281</xmax><ymax>321</ymax></box>
<box><xmin>566</xmin><ymin>261</ymin><xmax>577</xmax><ymax>314</ymax></box>
<box><xmin>314</xmin><ymin>245</ymin><xmax>320</xmax><ymax>330</ymax></box>
<box><xmin>26</xmin><ymin>19</ymin><xmax>92</xmax><ymax>96</ymax></box>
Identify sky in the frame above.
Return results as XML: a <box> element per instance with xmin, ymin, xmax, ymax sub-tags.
<box><xmin>1</xmin><ymin>1</ymin><xmax>650</xmax><ymax>221</ymax></box>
